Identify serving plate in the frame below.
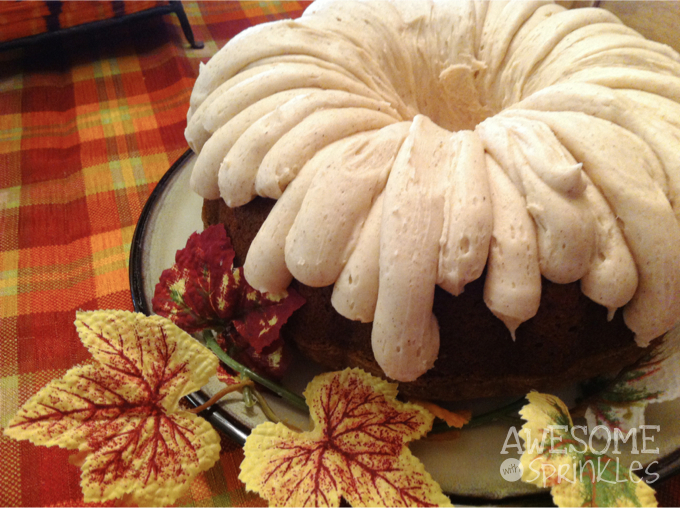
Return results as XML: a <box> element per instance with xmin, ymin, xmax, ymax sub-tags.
<box><xmin>130</xmin><ymin>150</ymin><xmax>680</xmax><ymax>502</ymax></box>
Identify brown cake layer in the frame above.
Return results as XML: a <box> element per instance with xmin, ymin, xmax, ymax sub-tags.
<box><xmin>203</xmin><ymin>197</ymin><xmax>650</xmax><ymax>401</ymax></box>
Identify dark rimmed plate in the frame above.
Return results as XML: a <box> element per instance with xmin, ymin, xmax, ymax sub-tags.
<box><xmin>129</xmin><ymin>150</ymin><xmax>680</xmax><ymax>502</ymax></box>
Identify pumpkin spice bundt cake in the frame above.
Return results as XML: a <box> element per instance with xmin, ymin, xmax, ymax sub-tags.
<box><xmin>185</xmin><ymin>0</ymin><xmax>680</xmax><ymax>400</ymax></box>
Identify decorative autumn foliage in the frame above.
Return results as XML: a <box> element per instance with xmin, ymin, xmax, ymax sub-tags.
<box><xmin>216</xmin><ymin>328</ymin><xmax>292</xmax><ymax>381</ymax></box>
<box><xmin>4</xmin><ymin>310</ymin><xmax>221</xmax><ymax>507</ymax></box>
<box><xmin>231</xmin><ymin>270</ymin><xmax>305</xmax><ymax>352</ymax></box>
<box><xmin>584</xmin><ymin>328</ymin><xmax>680</xmax><ymax>438</ymax></box>
<box><xmin>519</xmin><ymin>392</ymin><xmax>657</xmax><ymax>508</ymax></box>
<box><xmin>152</xmin><ymin>224</ymin><xmax>304</xmax><ymax>377</ymax></box>
<box><xmin>216</xmin><ymin>363</ymin><xmax>243</xmax><ymax>385</ymax></box>
<box><xmin>152</xmin><ymin>224</ymin><xmax>239</xmax><ymax>333</ymax></box>
<box><xmin>239</xmin><ymin>368</ymin><xmax>453</xmax><ymax>507</ymax></box>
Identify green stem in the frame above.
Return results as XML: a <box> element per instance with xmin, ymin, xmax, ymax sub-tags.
<box><xmin>251</xmin><ymin>387</ymin><xmax>281</xmax><ymax>424</ymax></box>
<box><xmin>242</xmin><ymin>385</ymin><xmax>257</xmax><ymax>409</ymax></box>
<box><xmin>204</xmin><ymin>332</ymin><xmax>308</xmax><ymax>412</ymax></box>
<box><xmin>430</xmin><ymin>397</ymin><xmax>527</xmax><ymax>434</ymax></box>
<box><xmin>204</xmin><ymin>330</ymin><xmax>526</xmax><ymax>431</ymax></box>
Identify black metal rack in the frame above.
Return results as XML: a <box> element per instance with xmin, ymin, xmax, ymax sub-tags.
<box><xmin>0</xmin><ymin>1</ymin><xmax>203</xmax><ymax>52</ymax></box>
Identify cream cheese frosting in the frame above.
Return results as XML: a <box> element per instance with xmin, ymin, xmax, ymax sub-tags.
<box><xmin>477</xmin><ymin>116</ymin><xmax>596</xmax><ymax>284</ymax></box>
<box><xmin>188</xmin><ymin>0</ymin><xmax>680</xmax><ymax>382</ymax></box>
<box><xmin>331</xmin><ymin>191</ymin><xmax>384</xmax><ymax>323</ymax></box>
<box><xmin>190</xmin><ymin>88</ymin><xmax>318</xmax><ymax>200</ymax></box>
<box><xmin>483</xmin><ymin>154</ymin><xmax>541</xmax><ymax>339</ymax></box>
<box><xmin>372</xmin><ymin>115</ymin><xmax>447</xmax><ymax>381</ymax></box>
<box><xmin>221</xmin><ymin>107</ymin><xmax>396</xmax><ymax>207</ymax></box>
<box><xmin>284</xmin><ymin>122</ymin><xmax>410</xmax><ymax>288</ymax></box>
<box><xmin>437</xmin><ymin>130</ymin><xmax>492</xmax><ymax>296</ymax></box>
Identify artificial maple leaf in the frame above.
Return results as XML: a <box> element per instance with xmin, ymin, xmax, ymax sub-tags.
<box><xmin>4</xmin><ymin>310</ymin><xmax>221</xmax><ymax>507</ymax></box>
<box><xmin>519</xmin><ymin>392</ymin><xmax>657</xmax><ymax>508</ymax></box>
<box><xmin>152</xmin><ymin>225</ymin><xmax>240</xmax><ymax>332</ymax></box>
<box><xmin>217</xmin><ymin>363</ymin><xmax>241</xmax><ymax>386</ymax></box>
<box><xmin>233</xmin><ymin>267</ymin><xmax>306</xmax><ymax>353</ymax></box>
<box><xmin>152</xmin><ymin>225</ymin><xmax>305</xmax><ymax>354</ymax></box>
<box><xmin>239</xmin><ymin>368</ymin><xmax>453</xmax><ymax>507</ymax></box>
<box><xmin>216</xmin><ymin>363</ymin><xmax>242</xmax><ymax>385</ymax></box>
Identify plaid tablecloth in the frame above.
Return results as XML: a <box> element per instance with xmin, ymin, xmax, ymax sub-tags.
<box><xmin>0</xmin><ymin>1</ymin><xmax>168</xmax><ymax>44</ymax></box>
<box><xmin>1</xmin><ymin>1</ymin><xmax>680</xmax><ymax>507</ymax></box>
<box><xmin>0</xmin><ymin>2</ymin><xmax>310</xmax><ymax>506</ymax></box>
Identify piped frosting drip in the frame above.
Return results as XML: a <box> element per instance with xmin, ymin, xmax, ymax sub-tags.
<box><xmin>187</xmin><ymin>0</ymin><xmax>680</xmax><ymax>382</ymax></box>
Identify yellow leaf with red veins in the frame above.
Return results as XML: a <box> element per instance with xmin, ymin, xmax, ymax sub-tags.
<box><xmin>239</xmin><ymin>368</ymin><xmax>453</xmax><ymax>507</ymax></box>
<box><xmin>519</xmin><ymin>392</ymin><xmax>657</xmax><ymax>508</ymax></box>
<box><xmin>4</xmin><ymin>310</ymin><xmax>221</xmax><ymax>507</ymax></box>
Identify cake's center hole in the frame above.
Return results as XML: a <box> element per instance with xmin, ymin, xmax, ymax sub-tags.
<box><xmin>416</xmin><ymin>64</ymin><xmax>493</xmax><ymax>132</ymax></box>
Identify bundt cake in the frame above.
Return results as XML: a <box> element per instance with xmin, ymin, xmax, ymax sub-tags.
<box><xmin>185</xmin><ymin>0</ymin><xmax>680</xmax><ymax>399</ymax></box>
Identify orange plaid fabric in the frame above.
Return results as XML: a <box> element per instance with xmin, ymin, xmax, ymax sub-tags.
<box><xmin>0</xmin><ymin>1</ymin><xmax>169</xmax><ymax>44</ymax></box>
<box><xmin>0</xmin><ymin>2</ymin><xmax>50</xmax><ymax>42</ymax></box>
<box><xmin>1</xmin><ymin>1</ymin><xmax>680</xmax><ymax>507</ymax></box>
<box><xmin>0</xmin><ymin>2</ymin><xmax>308</xmax><ymax>506</ymax></box>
